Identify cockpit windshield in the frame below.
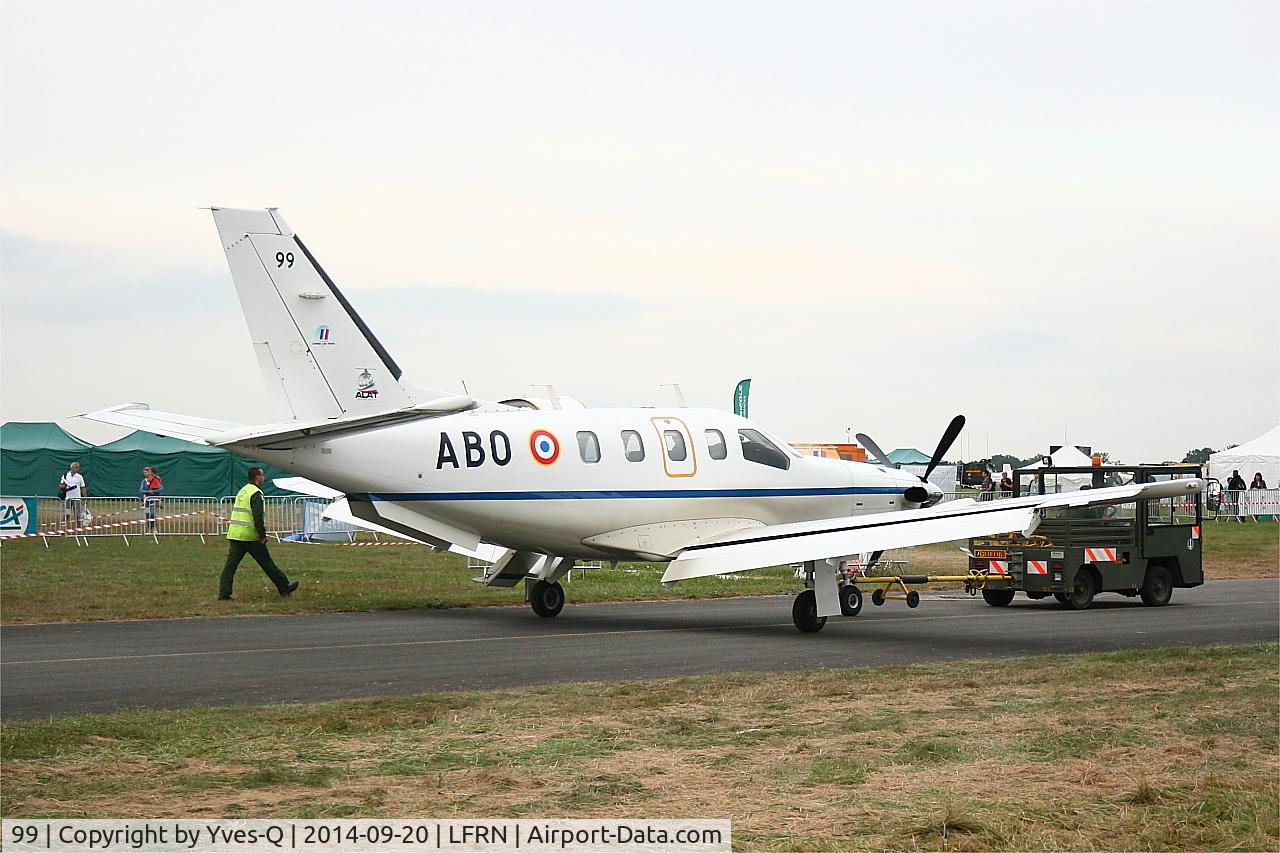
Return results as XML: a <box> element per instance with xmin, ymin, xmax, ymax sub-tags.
<box><xmin>738</xmin><ymin>429</ymin><xmax>791</xmax><ymax>470</ymax></box>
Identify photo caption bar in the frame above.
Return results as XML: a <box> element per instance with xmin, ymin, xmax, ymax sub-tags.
<box><xmin>3</xmin><ymin>820</ymin><xmax>731</xmax><ymax>853</ymax></box>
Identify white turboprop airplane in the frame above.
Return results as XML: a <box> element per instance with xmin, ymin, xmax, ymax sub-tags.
<box><xmin>84</xmin><ymin>208</ymin><xmax>1203</xmax><ymax>632</ymax></box>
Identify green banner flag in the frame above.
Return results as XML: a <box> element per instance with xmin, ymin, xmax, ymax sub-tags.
<box><xmin>733</xmin><ymin>379</ymin><xmax>751</xmax><ymax>418</ymax></box>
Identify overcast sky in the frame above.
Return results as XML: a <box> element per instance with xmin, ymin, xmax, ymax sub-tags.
<box><xmin>2</xmin><ymin>1</ymin><xmax>1276</xmax><ymax>463</ymax></box>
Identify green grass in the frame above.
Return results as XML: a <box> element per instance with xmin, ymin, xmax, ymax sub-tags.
<box><xmin>0</xmin><ymin>521</ymin><xmax>1272</xmax><ymax>624</ymax></box>
<box><xmin>2</xmin><ymin>644</ymin><xmax>1276</xmax><ymax>851</ymax></box>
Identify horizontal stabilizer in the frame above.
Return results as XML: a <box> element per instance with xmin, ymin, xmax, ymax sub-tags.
<box><xmin>208</xmin><ymin>396</ymin><xmax>477</xmax><ymax>451</ymax></box>
<box><xmin>79</xmin><ymin>403</ymin><xmax>247</xmax><ymax>444</ymax></box>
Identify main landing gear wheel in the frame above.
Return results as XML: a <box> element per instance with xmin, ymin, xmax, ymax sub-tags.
<box><xmin>529</xmin><ymin>580</ymin><xmax>565</xmax><ymax>618</ymax></box>
<box><xmin>1057</xmin><ymin>570</ymin><xmax>1096</xmax><ymax>610</ymax></box>
<box><xmin>1140</xmin><ymin>564</ymin><xmax>1174</xmax><ymax>607</ymax></box>
<box><xmin>871</xmin><ymin>588</ymin><xmax>887</xmax><ymax>606</ymax></box>
<box><xmin>792</xmin><ymin>589</ymin><xmax>827</xmax><ymax>633</ymax></box>
<box><xmin>838</xmin><ymin>584</ymin><xmax>863</xmax><ymax>617</ymax></box>
<box><xmin>982</xmin><ymin>588</ymin><xmax>1016</xmax><ymax>607</ymax></box>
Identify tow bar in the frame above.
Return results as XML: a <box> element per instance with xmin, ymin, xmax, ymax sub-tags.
<box><xmin>851</xmin><ymin>569</ymin><xmax>1009</xmax><ymax>608</ymax></box>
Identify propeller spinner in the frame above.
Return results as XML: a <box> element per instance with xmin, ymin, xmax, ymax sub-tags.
<box><xmin>857</xmin><ymin>415</ymin><xmax>965</xmax><ymax>506</ymax></box>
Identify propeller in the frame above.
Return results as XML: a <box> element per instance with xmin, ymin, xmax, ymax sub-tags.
<box><xmin>857</xmin><ymin>415</ymin><xmax>966</xmax><ymax>505</ymax></box>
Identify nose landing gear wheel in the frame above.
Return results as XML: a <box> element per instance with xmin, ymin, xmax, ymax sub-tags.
<box><xmin>838</xmin><ymin>584</ymin><xmax>863</xmax><ymax>617</ymax></box>
<box><xmin>792</xmin><ymin>589</ymin><xmax>827</xmax><ymax>633</ymax></box>
<box><xmin>529</xmin><ymin>580</ymin><xmax>565</xmax><ymax>617</ymax></box>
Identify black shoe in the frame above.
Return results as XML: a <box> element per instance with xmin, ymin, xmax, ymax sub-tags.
<box><xmin>281</xmin><ymin>581</ymin><xmax>299</xmax><ymax>597</ymax></box>
<box><xmin>218</xmin><ymin>595</ymin><xmax>233</xmax><ymax>601</ymax></box>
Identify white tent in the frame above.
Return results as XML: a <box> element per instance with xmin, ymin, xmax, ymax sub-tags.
<box><xmin>1017</xmin><ymin>444</ymin><xmax>1097</xmax><ymax>492</ymax></box>
<box><xmin>1208</xmin><ymin>426</ymin><xmax>1280</xmax><ymax>488</ymax></box>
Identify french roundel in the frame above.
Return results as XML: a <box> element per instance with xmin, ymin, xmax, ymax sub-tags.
<box><xmin>529</xmin><ymin>430</ymin><xmax>560</xmax><ymax>465</ymax></box>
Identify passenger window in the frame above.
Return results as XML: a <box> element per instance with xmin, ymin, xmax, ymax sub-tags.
<box><xmin>621</xmin><ymin>430</ymin><xmax>645</xmax><ymax>462</ymax></box>
<box><xmin>705</xmin><ymin>429</ymin><xmax>727</xmax><ymax>460</ymax></box>
<box><xmin>663</xmin><ymin>430</ymin><xmax>687</xmax><ymax>462</ymax></box>
<box><xmin>738</xmin><ymin>429</ymin><xmax>790</xmax><ymax>470</ymax></box>
<box><xmin>577</xmin><ymin>431</ymin><xmax>601</xmax><ymax>463</ymax></box>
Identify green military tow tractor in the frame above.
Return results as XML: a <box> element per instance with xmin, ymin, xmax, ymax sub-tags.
<box><xmin>968</xmin><ymin>464</ymin><xmax>1204</xmax><ymax>610</ymax></box>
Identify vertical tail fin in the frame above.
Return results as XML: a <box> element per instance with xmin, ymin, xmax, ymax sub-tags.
<box><xmin>211</xmin><ymin>207</ymin><xmax>429</xmax><ymax>421</ymax></box>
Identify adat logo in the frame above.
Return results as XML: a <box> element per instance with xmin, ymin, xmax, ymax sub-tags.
<box><xmin>314</xmin><ymin>325</ymin><xmax>334</xmax><ymax>345</ymax></box>
<box><xmin>355</xmin><ymin>368</ymin><xmax>380</xmax><ymax>399</ymax></box>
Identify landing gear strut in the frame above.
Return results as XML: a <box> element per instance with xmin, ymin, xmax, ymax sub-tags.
<box><xmin>529</xmin><ymin>580</ymin><xmax>565</xmax><ymax>617</ymax></box>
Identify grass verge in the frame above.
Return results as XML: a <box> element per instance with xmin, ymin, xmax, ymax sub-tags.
<box><xmin>2</xmin><ymin>644</ymin><xmax>1276</xmax><ymax>851</ymax></box>
<box><xmin>0</xmin><ymin>522</ymin><xmax>1273</xmax><ymax>624</ymax></box>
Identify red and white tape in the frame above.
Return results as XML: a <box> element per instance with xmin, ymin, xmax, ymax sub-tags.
<box><xmin>38</xmin><ymin>504</ymin><xmax>150</xmax><ymax>530</ymax></box>
<box><xmin>1</xmin><ymin>510</ymin><xmax>209</xmax><ymax>540</ymax></box>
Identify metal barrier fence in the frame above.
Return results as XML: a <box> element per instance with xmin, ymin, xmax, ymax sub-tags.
<box><xmin>4</xmin><ymin>495</ymin><xmax>333</xmax><ymax>544</ymax></box>
<box><xmin>1209</xmin><ymin>489</ymin><xmax>1279</xmax><ymax>522</ymax></box>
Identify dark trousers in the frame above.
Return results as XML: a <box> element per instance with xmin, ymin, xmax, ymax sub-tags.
<box><xmin>220</xmin><ymin>539</ymin><xmax>290</xmax><ymax>598</ymax></box>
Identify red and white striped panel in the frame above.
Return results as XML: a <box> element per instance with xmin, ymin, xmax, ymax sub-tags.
<box><xmin>989</xmin><ymin>560</ymin><xmax>1008</xmax><ymax>575</ymax></box>
<box><xmin>1083</xmin><ymin>547</ymin><xmax>1118</xmax><ymax>563</ymax></box>
<box><xmin>1191</xmin><ymin>525</ymin><xmax>1201</xmax><ymax>540</ymax></box>
<box><xmin>1026</xmin><ymin>559</ymin><xmax>1049</xmax><ymax>575</ymax></box>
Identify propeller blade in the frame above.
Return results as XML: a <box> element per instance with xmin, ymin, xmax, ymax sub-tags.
<box><xmin>855</xmin><ymin>433</ymin><xmax>894</xmax><ymax>468</ymax></box>
<box><xmin>924</xmin><ymin>415</ymin><xmax>966</xmax><ymax>480</ymax></box>
<box><xmin>864</xmin><ymin>549</ymin><xmax>884</xmax><ymax>573</ymax></box>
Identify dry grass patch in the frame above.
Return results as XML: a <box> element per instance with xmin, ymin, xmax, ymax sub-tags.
<box><xmin>3</xmin><ymin>644</ymin><xmax>1277</xmax><ymax>850</ymax></box>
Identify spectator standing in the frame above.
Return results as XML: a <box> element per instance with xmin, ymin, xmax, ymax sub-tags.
<box><xmin>60</xmin><ymin>462</ymin><xmax>88</xmax><ymax>527</ymax></box>
<box><xmin>139</xmin><ymin>466</ymin><xmax>163</xmax><ymax>532</ymax></box>
<box><xmin>1250</xmin><ymin>472</ymin><xmax>1268</xmax><ymax>489</ymax></box>
<box><xmin>1225</xmin><ymin>469</ymin><xmax>1248</xmax><ymax>519</ymax></box>
<box><xmin>219</xmin><ymin>467</ymin><xmax>298</xmax><ymax>600</ymax></box>
<box><xmin>999</xmin><ymin>473</ymin><xmax>1014</xmax><ymax>497</ymax></box>
<box><xmin>979</xmin><ymin>471</ymin><xmax>995</xmax><ymax>501</ymax></box>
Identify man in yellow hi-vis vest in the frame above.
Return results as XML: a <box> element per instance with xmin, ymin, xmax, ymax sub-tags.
<box><xmin>219</xmin><ymin>468</ymin><xmax>298</xmax><ymax>600</ymax></box>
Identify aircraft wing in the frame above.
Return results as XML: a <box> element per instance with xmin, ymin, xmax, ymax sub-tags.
<box><xmin>662</xmin><ymin>479</ymin><xmax>1204</xmax><ymax>583</ymax></box>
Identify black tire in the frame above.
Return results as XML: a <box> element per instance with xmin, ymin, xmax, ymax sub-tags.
<box><xmin>1053</xmin><ymin>592</ymin><xmax>1070</xmax><ymax>604</ymax></box>
<box><xmin>1059</xmin><ymin>569</ymin><xmax>1096</xmax><ymax>610</ymax></box>
<box><xmin>871</xmin><ymin>588</ymin><xmax>886</xmax><ymax>606</ymax></box>
<box><xmin>1140</xmin><ymin>564</ymin><xmax>1174</xmax><ymax>607</ymax></box>
<box><xmin>838</xmin><ymin>584</ymin><xmax>863</xmax><ymax>617</ymax></box>
<box><xmin>982</xmin><ymin>588</ymin><xmax>1016</xmax><ymax>607</ymax></box>
<box><xmin>792</xmin><ymin>589</ymin><xmax>827</xmax><ymax>633</ymax></box>
<box><xmin>905</xmin><ymin>590</ymin><xmax>920</xmax><ymax>608</ymax></box>
<box><xmin>529</xmin><ymin>580</ymin><xmax>565</xmax><ymax>618</ymax></box>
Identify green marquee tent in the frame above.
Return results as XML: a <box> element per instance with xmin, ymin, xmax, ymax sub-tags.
<box><xmin>887</xmin><ymin>447</ymin><xmax>932</xmax><ymax>465</ymax></box>
<box><xmin>0</xmin><ymin>422</ymin><xmax>93</xmax><ymax>497</ymax></box>
<box><xmin>1</xmin><ymin>423</ymin><xmax>299</xmax><ymax>498</ymax></box>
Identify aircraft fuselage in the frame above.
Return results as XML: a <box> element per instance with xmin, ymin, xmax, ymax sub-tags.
<box><xmin>244</xmin><ymin>407</ymin><xmax>929</xmax><ymax>559</ymax></box>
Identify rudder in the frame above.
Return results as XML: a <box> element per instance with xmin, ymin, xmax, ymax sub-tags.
<box><xmin>212</xmin><ymin>207</ymin><xmax>425</xmax><ymax>421</ymax></box>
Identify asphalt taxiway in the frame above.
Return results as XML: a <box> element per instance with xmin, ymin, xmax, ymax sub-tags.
<box><xmin>2</xmin><ymin>579</ymin><xmax>1276</xmax><ymax>719</ymax></box>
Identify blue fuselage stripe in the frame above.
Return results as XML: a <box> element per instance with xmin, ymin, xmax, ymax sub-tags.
<box><xmin>356</xmin><ymin>487</ymin><xmax>904</xmax><ymax>502</ymax></box>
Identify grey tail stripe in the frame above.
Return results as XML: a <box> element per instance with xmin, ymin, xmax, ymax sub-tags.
<box><xmin>294</xmin><ymin>236</ymin><xmax>403</xmax><ymax>381</ymax></box>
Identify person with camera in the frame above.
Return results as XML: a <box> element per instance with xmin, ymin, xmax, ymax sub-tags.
<box><xmin>59</xmin><ymin>461</ymin><xmax>88</xmax><ymax>528</ymax></box>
